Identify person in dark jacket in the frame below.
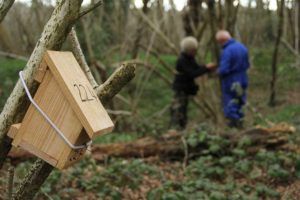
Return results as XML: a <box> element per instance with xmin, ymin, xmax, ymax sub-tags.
<box><xmin>216</xmin><ymin>30</ymin><xmax>250</xmax><ymax>128</ymax></box>
<box><xmin>170</xmin><ymin>37</ymin><xmax>216</xmax><ymax>130</ymax></box>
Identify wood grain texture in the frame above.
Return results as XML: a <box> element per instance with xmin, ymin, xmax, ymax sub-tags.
<box><xmin>7</xmin><ymin>123</ymin><xmax>21</xmax><ymax>139</ymax></box>
<box><xmin>12</xmin><ymin>70</ymin><xmax>89</xmax><ymax>169</ymax></box>
<box><xmin>9</xmin><ymin>51</ymin><xmax>115</xmax><ymax>169</ymax></box>
<box><xmin>34</xmin><ymin>59</ymin><xmax>48</xmax><ymax>83</ymax></box>
<box><xmin>44</xmin><ymin>50</ymin><xmax>114</xmax><ymax>139</ymax></box>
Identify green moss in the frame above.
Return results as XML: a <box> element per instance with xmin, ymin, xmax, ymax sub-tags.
<box><xmin>0</xmin><ymin>58</ymin><xmax>26</xmax><ymax>110</ymax></box>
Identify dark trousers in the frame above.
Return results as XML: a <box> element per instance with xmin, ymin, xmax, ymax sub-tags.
<box><xmin>170</xmin><ymin>91</ymin><xmax>189</xmax><ymax>130</ymax></box>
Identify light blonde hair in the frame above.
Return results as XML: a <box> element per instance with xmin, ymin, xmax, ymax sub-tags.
<box><xmin>180</xmin><ymin>36</ymin><xmax>198</xmax><ymax>53</ymax></box>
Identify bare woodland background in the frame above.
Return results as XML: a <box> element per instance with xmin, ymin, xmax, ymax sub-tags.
<box><xmin>1</xmin><ymin>0</ymin><xmax>297</xmax><ymax>129</ymax></box>
<box><xmin>0</xmin><ymin>0</ymin><xmax>300</xmax><ymax>199</ymax></box>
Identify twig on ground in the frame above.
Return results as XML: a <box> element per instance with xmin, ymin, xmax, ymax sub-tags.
<box><xmin>181</xmin><ymin>136</ymin><xmax>189</xmax><ymax>170</ymax></box>
<box><xmin>7</xmin><ymin>166</ymin><xmax>14</xmax><ymax>200</ymax></box>
<box><xmin>106</xmin><ymin>109</ymin><xmax>132</xmax><ymax>116</ymax></box>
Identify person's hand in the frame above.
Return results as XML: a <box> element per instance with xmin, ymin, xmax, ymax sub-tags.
<box><xmin>206</xmin><ymin>63</ymin><xmax>217</xmax><ymax>70</ymax></box>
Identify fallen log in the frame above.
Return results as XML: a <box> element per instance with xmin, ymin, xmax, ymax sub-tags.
<box><xmin>92</xmin><ymin>126</ymin><xmax>296</xmax><ymax>161</ymax></box>
<box><xmin>9</xmin><ymin>123</ymin><xmax>296</xmax><ymax>164</ymax></box>
<box><xmin>8</xmin><ymin>131</ymin><xmax>182</xmax><ymax>164</ymax></box>
<box><xmin>92</xmin><ymin>131</ymin><xmax>184</xmax><ymax>161</ymax></box>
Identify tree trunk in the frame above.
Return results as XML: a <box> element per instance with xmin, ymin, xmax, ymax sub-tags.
<box><xmin>0</xmin><ymin>0</ymin><xmax>15</xmax><ymax>22</ymax></box>
<box><xmin>80</xmin><ymin>19</ymin><xmax>103</xmax><ymax>84</ymax></box>
<box><xmin>286</xmin><ymin>6</ymin><xmax>295</xmax><ymax>48</ymax></box>
<box><xmin>182</xmin><ymin>0</ymin><xmax>202</xmax><ymax>37</ymax></box>
<box><xmin>207</xmin><ymin>0</ymin><xmax>220</xmax><ymax>61</ymax></box>
<box><xmin>0</xmin><ymin>0</ymin><xmax>15</xmax><ymax>54</ymax></box>
<box><xmin>14</xmin><ymin>10</ymin><xmax>36</xmax><ymax>52</ymax></box>
<box><xmin>224</xmin><ymin>0</ymin><xmax>233</xmax><ymax>32</ymax></box>
<box><xmin>0</xmin><ymin>24</ymin><xmax>15</xmax><ymax>53</ymax></box>
<box><xmin>12</xmin><ymin>159</ymin><xmax>54</xmax><ymax>200</ymax></box>
<box><xmin>31</xmin><ymin>0</ymin><xmax>44</xmax><ymax>31</ymax></box>
<box><xmin>296</xmin><ymin>0</ymin><xmax>300</xmax><ymax>53</ymax></box>
<box><xmin>131</xmin><ymin>0</ymin><xmax>150</xmax><ymax>59</ymax></box>
<box><xmin>269</xmin><ymin>0</ymin><xmax>285</xmax><ymax>106</ymax></box>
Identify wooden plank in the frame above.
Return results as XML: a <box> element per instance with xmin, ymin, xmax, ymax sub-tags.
<box><xmin>7</xmin><ymin>123</ymin><xmax>21</xmax><ymax>139</ymax></box>
<box><xmin>12</xmin><ymin>70</ymin><xmax>89</xmax><ymax>169</ymax></box>
<box><xmin>44</xmin><ymin>50</ymin><xmax>114</xmax><ymax>139</ymax></box>
<box><xmin>20</xmin><ymin>140</ymin><xmax>58</xmax><ymax>167</ymax></box>
<box><xmin>34</xmin><ymin>58</ymin><xmax>48</xmax><ymax>83</ymax></box>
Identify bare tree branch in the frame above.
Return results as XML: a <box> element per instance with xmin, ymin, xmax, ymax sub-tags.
<box><xmin>12</xmin><ymin>159</ymin><xmax>53</xmax><ymax>200</ymax></box>
<box><xmin>281</xmin><ymin>38</ymin><xmax>300</xmax><ymax>60</ymax></box>
<box><xmin>69</xmin><ymin>27</ymin><xmax>99</xmax><ymax>88</ymax></box>
<box><xmin>78</xmin><ymin>0</ymin><xmax>102</xmax><ymax>19</ymax></box>
<box><xmin>0</xmin><ymin>0</ymin><xmax>15</xmax><ymax>22</ymax></box>
<box><xmin>107</xmin><ymin>109</ymin><xmax>132</xmax><ymax>116</ymax></box>
<box><xmin>7</xmin><ymin>166</ymin><xmax>14</xmax><ymax>200</ymax></box>
<box><xmin>136</xmin><ymin>8</ymin><xmax>179</xmax><ymax>55</ymax></box>
<box><xmin>96</xmin><ymin>64</ymin><xmax>136</xmax><ymax>104</ymax></box>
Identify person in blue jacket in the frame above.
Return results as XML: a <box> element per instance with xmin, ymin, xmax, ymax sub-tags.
<box><xmin>170</xmin><ymin>37</ymin><xmax>216</xmax><ymax>130</ymax></box>
<box><xmin>216</xmin><ymin>30</ymin><xmax>250</xmax><ymax>128</ymax></box>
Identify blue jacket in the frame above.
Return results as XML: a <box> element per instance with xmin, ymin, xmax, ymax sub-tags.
<box><xmin>218</xmin><ymin>39</ymin><xmax>250</xmax><ymax>92</ymax></box>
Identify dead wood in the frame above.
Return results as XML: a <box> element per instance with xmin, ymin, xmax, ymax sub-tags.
<box><xmin>8</xmin><ymin>123</ymin><xmax>296</xmax><ymax>164</ymax></box>
<box><xmin>91</xmin><ymin>125</ymin><xmax>296</xmax><ymax>161</ymax></box>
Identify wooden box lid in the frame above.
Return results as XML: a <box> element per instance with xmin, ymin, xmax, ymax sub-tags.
<box><xmin>42</xmin><ymin>50</ymin><xmax>114</xmax><ymax>139</ymax></box>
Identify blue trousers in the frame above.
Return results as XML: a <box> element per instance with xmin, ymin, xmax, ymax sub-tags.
<box><xmin>222</xmin><ymin>82</ymin><xmax>247</xmax><ymax>120</ymax></box>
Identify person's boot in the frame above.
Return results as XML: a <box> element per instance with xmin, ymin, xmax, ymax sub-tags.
<box><xmin>236</xmin><ymin>119</ymin><xmax>244</xmax><ymax>129</ymax></box>
<box><xmin>228</xmin><ymin>119</ymin><xmax>243</xmax><ymax>129</ymax></box>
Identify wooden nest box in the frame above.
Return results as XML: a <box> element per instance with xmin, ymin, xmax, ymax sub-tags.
<box><xmin>8</xmin><ymin>51</ymin><xmax>114</xmax><ymax>169</ymax></box>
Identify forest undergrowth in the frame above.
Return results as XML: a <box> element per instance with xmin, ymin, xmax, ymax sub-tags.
<box><xmin>0</xmin><ymin>47</ymin><xmax>300</xmax><ymax>199</ymax></box>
